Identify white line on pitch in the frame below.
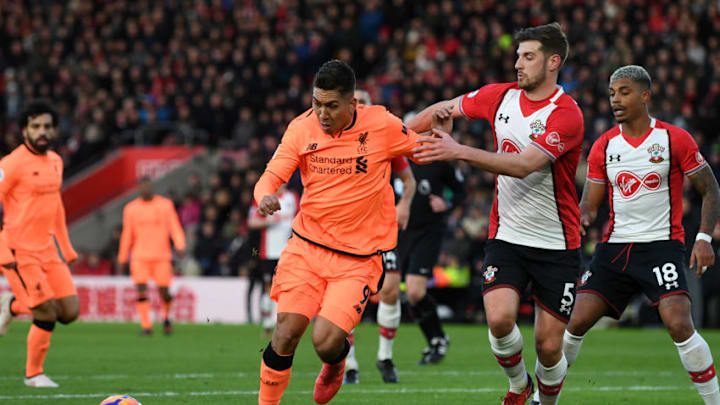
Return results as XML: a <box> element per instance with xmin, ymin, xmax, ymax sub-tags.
<box><xmin>0</xmin><ymin>369</ymin><xmax>680</xmax><ymax>382</ymax></box>
<box><xmin>0</xmin><ymin>385</ymin><xmax>696</xmax><ymax>401</ymax></box>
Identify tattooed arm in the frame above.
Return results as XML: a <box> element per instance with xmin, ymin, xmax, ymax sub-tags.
<box><xmin>688</xmin><ymin>165</ymin><xmax>720</xmax><ymax>276</ymax></box>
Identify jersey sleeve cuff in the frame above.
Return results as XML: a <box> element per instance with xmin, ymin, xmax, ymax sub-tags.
<box><xmin>684</xmin><ymin>162</ymin><xmax>708</xmax><ymax>176</ymax></box>
<box><xmin>457</xmin><ymin>96</ymin><xmax>467</xmax><ymax>118</ymax></box>
<box><xmin>529</xmin><ymin>142</ymin><xmax>557</xmax><ymax>162</ymax></box>
<box><xmin>586</xmin><ymin>177</ymin><xmax>606</xmax><ymax>184</ymax></box>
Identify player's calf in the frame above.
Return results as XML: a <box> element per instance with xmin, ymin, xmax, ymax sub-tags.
<box><xmin>534</xmin><ymin>355</ymin><xmax>567</xmax><ymax>405</ymax></box>
<box><xmin>675</xmin><ymin>331</ymin><xmax>720</xmax><ymax>405</ymax></box>
<box><xmin>259</xmin><ymin>342</ymin><xmax>294</xmax><ymax>405</ymax></box>
<box><xmin>489</xmin><ymin>325</ymin><xmax>530</xmax><ymax>395</ymax></box>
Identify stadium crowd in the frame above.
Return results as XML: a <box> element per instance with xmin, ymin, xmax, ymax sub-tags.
<box><xmin>3</xmin><ymin>1</ymin><xmax>720</xmax><ymax>322</ymax></box>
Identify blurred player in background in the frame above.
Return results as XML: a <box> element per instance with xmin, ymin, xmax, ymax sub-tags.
<box><xmin>0</xmin><ymin>101</ymin><xmax>80</xmax><ymax>387</ymax></box>
<box><xmin>395</xmin><ymin>156</ymin><xmax>465</xmax><ymax>367</ymax></box>
<box><xmin>118</xmin><ymin>177</ymin><xmax>186</xmax><ymax>336</ymax></box>
<box><xmin>254</xmin><ymin>60</ymin><xmax>429</xmax><ymax>405</ymax></box>
<box><xmin>565</xmin><ymin>65</ymin><xmax>720</xmax><ymax>405</ymax></box>
<box><xmin>411</xmin><ymin>23</ymin><xmax>583</xmax><ymax>405</ymax></box>
<box><xmin>248</xmin><ymin>183</ymin><xmax>298</xmax><ymax>338</ymax></box>
<box><xmin>343</xmin><ymin>89</ymin><xmax>416</xmax><ymax>385</ymax></box>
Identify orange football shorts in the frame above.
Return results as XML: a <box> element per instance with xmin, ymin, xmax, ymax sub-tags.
<box><xmin>11</xmin><ymin>247</ymin><xmax>76</xmax><ymax>308</ymax></box>
<box><xmin>130</xmin><ymin>260</ymin><xmax>173</xmax><ymax>287</ymax></box>
<box><xmin>271</xmin><ymin>235</ymin><xmax>384</xmax><ymax>333</ymax></box>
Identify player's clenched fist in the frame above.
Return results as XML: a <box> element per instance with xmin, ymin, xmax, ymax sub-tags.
<box><xmin>257</xmin><ymin>195</ymin><xmax>281</xmax><ymax>216</ymax></box>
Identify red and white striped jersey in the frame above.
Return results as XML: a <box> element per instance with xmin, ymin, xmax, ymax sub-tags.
<box><xmin>587</xmin><ymin>118</ymin><xmax>707</xmax><ymax>243</ymax></box>
<box><xmin>249</xmin><ymin>190</ymin><xmax>299</xmax><ymax>259</ymax></box>
<box><xmin>460</xmin><ymin>82</ymin><xmax>584</xmax><ymax>250</ymax></box>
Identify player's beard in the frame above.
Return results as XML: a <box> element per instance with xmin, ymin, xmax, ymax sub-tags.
<box><xmin>519</xmin><ymin>70</ymin><xmax>547</xmax><ymax>92</ymax></box>
<box><xmin>26</xmin><ymin>135</ymin><xmax>51</xmax><ymax>153</ymax></box>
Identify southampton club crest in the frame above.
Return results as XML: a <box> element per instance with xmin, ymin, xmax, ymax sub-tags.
<box><xmin>578</xmin><ymin>270</ymin><xmax>592</xmax><ymax>287</ymax></box>
<box><xmin>483</xmin><ymin>266</ymin><xmax>498</xmax><ymax>284</ymax></box>
<box><xmin>529</xmin><ymin>119</ymin><xmax>546</xmax><ymax>140</ymax></box>
<box><xmin>647</xmin><ymin>143</ymin><xmax>665</xmax><ymax>163</ymax></box>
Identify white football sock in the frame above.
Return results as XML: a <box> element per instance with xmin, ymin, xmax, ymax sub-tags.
<box><xmin>676</xmin><ymin>331</ymin><xmax>720</xmax><ymax>405</ymax></box>
<box><xmin>489</xmin><ymin>324</ymin><xmax>528</xmax><ymax>394</ymax></box>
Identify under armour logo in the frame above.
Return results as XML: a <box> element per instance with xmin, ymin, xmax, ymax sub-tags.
<box><xmin>498</xmin><ymin>114</ymin><xmax>510</xmax><ymax>124</ymax></box>
<box><xmin>355</xmin><ymin>156</ymin><xmax>368</xmax><ymax>173</ymax></box>
<box><xmin>608</xmin><ymin>154</ymin><xmax>621</xmax><ymax>162</ymax></box>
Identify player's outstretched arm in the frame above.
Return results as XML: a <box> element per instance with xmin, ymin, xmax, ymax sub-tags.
<box><xmin>395</xmin><ymin>167</ymin><xmax>416</xmax><ymax>230</ymax></box>
<box><xmin>406</xmin><ymin>96</ymin><xmax>464</xmax><ymax>134</ymax></box>
<box><xmin>688</xmin><ymin>165</ymin><xmax>720</xmax><ymax>275</ymax></box>
<box><xmin>412</xmin><ymin>128</ymin><xmax>550</xmax><ymax>178</ymax></box>
<box><xmin>579</xmin><ymin>180</ymin><xmax>606</xmax><ymax>236</ymax></box>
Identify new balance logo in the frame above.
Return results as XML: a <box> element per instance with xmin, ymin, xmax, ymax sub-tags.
<box><xmin>608</xmin><ymin>154</ymin><xmax>621</xmax><ymax>162</ymax></box>
<box><xmin>306</xmin><ymin>143</ymin><xmax>318</xmax><ymax>151</ymax></box>
<box><xmin>355</xmin><ymin>156</ymin><xmax>368</xmax><ymax>173</ymax></box>
<box><xmin>498</xmin><ymin>114</ymin><xmax>510</xmax><ymax>124</ymax></box>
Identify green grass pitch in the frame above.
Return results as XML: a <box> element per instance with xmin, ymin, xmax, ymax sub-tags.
<box><xmin>0</xmin><ymin>321</ymin><xmax>718</xmax><ymax>404</ymax></box>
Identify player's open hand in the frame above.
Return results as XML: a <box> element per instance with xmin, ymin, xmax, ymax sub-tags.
<box><xmin>690</xmin><ymin>239</ymin><xmax>715</xmax><ymax>277</ymax></box>
<box><xmin>413</xmin><ymin>129</ymin><xmax>463</xmax><ymax>162</ymax></box>
<box><xmin>257</xmin><ymin>195</ymin><xmax>281</xmax><ymax>216</ymax></box>
<box><xmin>432</xmin><ymin>107</ymin><xmax>454</xmax><ymax>133</ymax></box>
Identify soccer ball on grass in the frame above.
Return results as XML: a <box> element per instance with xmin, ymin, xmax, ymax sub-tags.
<box><xmin>100</xmin><ymin>395</ymin><xmax>142</xmax><ymax>405</ymax></box>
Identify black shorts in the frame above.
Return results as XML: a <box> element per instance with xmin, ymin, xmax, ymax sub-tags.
<box><xmin>481</xmin><ymin>239</ymin><xmax>582</xmax><ymax>322</ymax></box>
<box><xmin>382</xmin><ymin>248</ymin><xmax>400</xmax><ymax>273</ymax></box>
<box><xmin>397</xmin><ymin>226</ymin><xmax>443</xmax><ymax>278</ymax></box>
<box><xmin>578</xmin><ymin>241</ymin><xmax>689</xmax><ymax>319</ymax></box>
<box><xmin>260</xmin><ymin>259</ymin><xmax>278</xmax><ymax>284</ymax></box>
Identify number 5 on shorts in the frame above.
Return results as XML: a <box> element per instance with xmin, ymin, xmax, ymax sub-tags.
<box><xmin>559</xmin><ymin>282</ymin><xmax>574</xmax><ymax>316</ymax></box>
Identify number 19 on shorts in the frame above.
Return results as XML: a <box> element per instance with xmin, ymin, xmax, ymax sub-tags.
<box><xmin>652</xmin><ymin>263</ymin><xmax>679</xmax><ymax>291</ymax></box>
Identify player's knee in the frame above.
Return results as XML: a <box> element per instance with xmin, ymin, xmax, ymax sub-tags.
<box><xmin>567</xmin><ymin>315</ymin><xmax>593</xmax><ymax>337</ymax></box>
<box><xmin>380</xmin><ymin>287</ymin><xmax>399</xmax><ymax>304</ymax></box>
<box><xmin>664</xmin><ymin>316</ymin><xmax>694</xmax><ymax>342</ymax></box>
<box><xmin>272</xmin><ymin>323</ymin><xmax>303</xmax><ymax>353</ymax></box>
<box><xmin>58</xmin><ymin>310</ymin><xmax>78</xmax><ymax>325</ymax></box>
<box><xmin>486</xmin><ymin>314</ymin><xmax>515</xmax><ymax>338</ymax></box>
<box><xmin>406</xmin><ymin>289</ymin><xmax>424</xmax><ymax>306</ymax></box>
<box><xmin>535</xmin><ymin>336</ymin><xmax>562</xmax><ymax>362</ymax></box>
<box><xmin>312</xmin><ymin>333</ymin><xmax>345</xmax><ymax>361</ymax></box>
<box><xmin>31</xmin><ymin>301</ymin><xmax>57</xmax><ymax>322</ymax></box>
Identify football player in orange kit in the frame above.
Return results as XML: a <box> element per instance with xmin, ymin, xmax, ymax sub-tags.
<box><xmin>118</xmin><ymin>177</ymin><xmax>186</xmax><ymax>336</ymax></box>
<box><xmin>254</xmin><ymin>60</ymin><xmax>430</xmax><ymax>404</ymax></box>
<box><xmin>0</xmin><ymin>101</ymin><xmax>80</xmax><ymax>387</ymax></box>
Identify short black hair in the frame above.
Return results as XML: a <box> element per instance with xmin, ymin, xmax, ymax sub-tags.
<box><xmin>19</xmin><ymin>100</ymin><xmax>58</xmax><ymax>129</ymax></box>
<box><xmin>514</xmin><ymin>22</ymin><xmax>569</xmax><ymax>67</ymax></box>
<box><xmin>313</xmin><ymin>59</ymin><xmax>356</xmax><ymax>96</ymax></box>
